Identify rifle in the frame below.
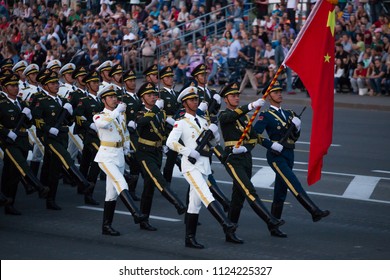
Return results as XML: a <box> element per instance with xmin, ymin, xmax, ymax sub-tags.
<box><xmin>188</xmin><ymin>116</ymin><xmax>218</xmax><ymax>164</ymax></box>
<box><xmin>273</xmin><ymin>106</ymin><xmax>306</xmax><ymax>154</ymax></box>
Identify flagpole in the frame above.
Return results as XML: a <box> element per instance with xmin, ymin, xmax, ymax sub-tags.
<box><xmin>235</xmin><ymin>64</ymin><xmax>285</xmax><ymax>148</ymax></box>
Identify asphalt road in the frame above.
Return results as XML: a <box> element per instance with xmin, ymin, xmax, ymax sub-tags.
<box><xmin>1</xmin><ymin>104</ymin><xmax>390</xmax><ymax>260</ymax></box>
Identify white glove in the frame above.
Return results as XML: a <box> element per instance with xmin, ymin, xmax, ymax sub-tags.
<box><xmin>232</xmin><ymin>146</ymin><xmax>248</xmax><ymax>154</ymax></box>
<box><xmin>271</xmin><ymin>142</ymin><xmax>283</xmax><ymax>153</ymax></box>
<box><xmin>189</xmin><ymin>149</ymin><xmax>200</xmax><ymax>160</ymax></box>
<box><xmin>155</xmin><ymin>98</ymin><xmax>164</xmax><ymax>109</ymax></box>
<box><xmin>49</xmin><ymin>127</ymin><xmax>59</xmax><ymax>136</ymax></box>
<box><xmin>213</xmin><ymin>131</ymin><xmax>220</xmax><ymax>143</ymax></box>
<box><xmin>124</xmin><ymin>141</ymin><xmax>130</xmax><ymax>155</ymax></box>
<box><xmin>7</xmin><ymin>131</ymin><xmax>17</xmax><ymax>141</ymax></box>
<box><xmin>250</xmin><ymin>98</ymin><xmax>265</xmax><ymax>110</ymax></box>
<box><xmin>166</xmin><ymin>116</ymin><xmax>175</xmax><ymax>126</ymax></box>
<box><xmin>115</xmin><ymin>102</ymin><xmax>126</xmax><ymax>113</ymax></box>
<box><xmin>127</xmin><ymin>120</ymin><xmax>136</xmax><ymax>130</ymax></box>
<box><xmin>162</xmin><ymin>145</ymin><xmax>169</xmax><ymax>154</ymax></box>
<box><xmin>89</xmin><ymin>123</ymin><xmax>97</xmax><ymax>132</ymax></box>
<box><xmin>292</xmin><ymin>116</ymin><xmax>301</xmax><ymax>131</ymax></box>
<box><xmin>208</xmin><ymin>123</ymin><xmax>219</xmax><ymax>135</ymax></box>
<box><xmin>21</xmin><ymin>107</ymin><xmax>32</xmax><ymax>120</ymax></box>
<box><xmin>213</xmin><ymin>94</ymin><xmax>221</xmax><ymax>104</ymax></box>
<box><xmin>198</xmin><ymin>101</ymin><xmax>208</xmax><ymax>112</ymax></box>
<box><xmin>63</xmin><ymin>103</ymin><xmax>73</xmax><ymax>115</ymax></box>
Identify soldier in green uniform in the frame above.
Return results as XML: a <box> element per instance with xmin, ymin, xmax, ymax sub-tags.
<box><xmin>136</xmin><ymin>82</ymin><xmax>186</xmax><ymax>231</ymax></box>
<box><xmin>0</xmin><ymin>58</ymin><xmax>14</xmax><ymax>72</ymax></box>
<box><xmin>218</xmin><ymin>82</ymin><xmax>285</xmax><ymax>242</ymax></box>
<box><xmin>191</xmin><ymin>64</ymin><xmax>222</xmax><ymax>116</ymax></box>
<box><xmin>143</xmin><ymin>64</ymin><xmax>159</xmax><ymax>85</ymax></box>
<box><xmin>121</xmin><ymin>69</ymin><xmax>142</xmax><ymax>201</ymax></box>
<box><xmin>253</xmin><ymin>82</ymin><xmax>330</xmax><ymax>237</ymax></box>
<box><xmin>158</xmin><ymin>66</ymin><xmax>182</xmax><ymax>185</ymax></box>
<box><xmin>0</xmin><ymin>72</ymin><xmax>49</xmax><ymax>215</ymax></box>
<box><xmin>32</xmin><ymin>70</ymin><xmax>91</xmax><ymax>210</ymax></box>
<box><xmin>109</xmin><ymin>64</ymin><xmax>125</xmax><ymax>98</ymax></box>
<box><xmin>74</xmin><ymin>71</ymin><xmax>104</xmax><ymax>206</ymax></box>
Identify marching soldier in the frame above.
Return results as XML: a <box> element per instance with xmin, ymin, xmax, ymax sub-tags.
<box><xmin>136</xmin><ymin>82</ymin><xmax>186</xmax><ymax>231</ymax></box>
<box><xmin>159</xmin><ymin>66</ymin><xmax>181</xmax><ymax>185</ymax></box>
<box><xmin>218</xmin><ymin>82</ymin><xmax>285</xmax><ymax>242</ymax></box>
<box><xmin>58</xmin><ymin>63</ymin><xmax>76</xmax><ymax>99</ymax></box>
<box><xmin>32</xmin><ymin>70</ymin><xmax>91</xmax><ymax>210</ymax></box>
<box><xmin>143</xmin><ymin>64</ymin><xmax>159</xmax><ymax>85</ymax></box>
<box><xmin>0</xmin><ymin>58</ymin><xmax>14</xmax><ymax>72</ymax></box>
<box><xmin>12</xmin><ymin>60</ymin><xmax>28</xmax><ymax>91</ymax></box>
<box><xmin>74</xmin><ymin>71</ymin><xmax>103</xmax><ymax>205</ymax></box>
<box><xmin>166</xmin><ymin>85</ymin><xmax>237</xmax><ymax>249</ymax></box>
<box><xmin>121</xmin><ymin>69</ymin><xmax>142</xmax><ymax>201</ymax></box>
<box><xmin>109</xmin><ymin>64</ymin><xmax>125</xmax><ymax>98</ymax></box>
<box><xmin>191</xmin><ymin>64</ymin><xmax>222</xmax><ymax>117</ymax></box>
<box><xmin>96</xmin><ymin>60</ymin><xmax>113</xmax><ymax>91</ymax></box>
<box><xmin>253</xmin><ymin>81</ymin><xmax>330</xmax><ymax>236</ymax></box>
<box><xmin>46</xmin><ymin>60</ymin><xmax>62</xmax><ymax>74</ymax></box>
<box><xmin>0</xmin><ymin>72</ymin><xmax>49</xmax><ymax>215</ymax></box>
<box><xmin>93</xmin><ymin>85</ymin><xmax>146</xmax><ymax>236</ymax></box>
<box><xmin>19</xmin><ymin>64</ymin><xmax>40</xmax><ymax>102</ymax></box>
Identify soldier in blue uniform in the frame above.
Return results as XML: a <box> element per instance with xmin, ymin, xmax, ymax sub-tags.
<box><xmin>218</xmin><ymin>82</ymin><xmax>285</xmax><ymax>242</ymax></box>
<box><xmin>136</xmin><ymin>82</ymin><xmax>186</xmax><ymax>231</ymax></box>
<box><xmin>74</xmin><ymin>71</ymin><xmax>104</xmax><ymax>206</ymax></box>
<box><xmin>253</xmin><ymin>81</ymin><xmax>330</xmax><ymax>237</ymax></box>
<box><xmin>0</xmin><ymin>72</ymin><xmax>49</xmax><ymax>215</ymax></box>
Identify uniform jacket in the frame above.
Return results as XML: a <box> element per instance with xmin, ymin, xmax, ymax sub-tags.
<box><xmin>136</xmin><ymin>104</ymin><xmax>167</xmax><ymax>148</ymax></box>
<box><xmin>93</xmin><ymin>108</ymin><xmax>130</xmax><ymax>166</ymax></box>
<box><xmin>197</xmin><ymin>86</ymin><xmax>221</xmax><ymax>116</ymax></box>
<box><xmin>160</xmin><ymin>87</ymin><xmax>180</xmax><ymax>117</ymax></box>
<box><xmin>74</xmin><ymin>93</ymin><xmax>104</xmax><ymax>139</ymax></box>
<box><xmin>253</xmin><ymin>106</ymin><xmax>300</xmax><ymax>150</ymax></box>
<box><xmin>166</xmin><ymin>113</ymin><xmax>216</xmax><ymax>175</ymax></box>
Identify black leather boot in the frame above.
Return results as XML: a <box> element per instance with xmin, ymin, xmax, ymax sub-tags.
<box><xmin>46</xmin><ymin>199</ymin><xmax>61</xmax><ymax>210</ymax></box>
<box><xmin>68</xmin><ymin>165</ymin><xmax>92</xmax><ymax>195</ymax></box>
<box><xmin>20</xmin><ymin>176</ymin><xmax>36</xmax><ymax>195</ymax></box>
<box><xmin>24</xmin><ymin>169</ymin><xmax>49</xmax><ymax>199</ymax></box>
<box><xmin>296</xmin><ymin>193</ymin><xmax>330</xmax><ymax>222</ymax></box>
<box><xmin>140</xmin><ymin>220</ymin><xmax>158</xmax><ymax>231</ymax></box>
<box><xmin>161</xmin><ymin>187</ymin><xmax>186</xmax><ymax>215</ymax></box>
<box><xmin>30</xmin><ymin>161</ymin><xmax>40</xmax><ymax>177</ymax></box>
<box><xmin>185</xmin><ymin>213</ymin><xmax>204</xmax><ymax>249</ymax></box>
<box><xmin>124</xmin><ymin>173</ymin><xmax>140</xmax><ymax>201</ymax></box>
<box><xmin>250</xmin><ymin>199</ymin><xmax>285</xmax><ymax>228</ymax></box>
<box><xmin>0</xmin><ymin>192</ymin><xmax>11</xmax><ymax>207</ymax></box>
<box><xmin>226</xmin><ymin>206</ymin><xmax>244</xmax><ymax>244</ymax></box>
<box><xmin>84</xmin><ymin>183</ymin><xmax>99</xmax><ymax>205</ymax></box>
<box><xmin>207</xmin><ymin>201</ymin><xmax>237</xmax><ymax>235</ymax></box>
<box><xmin>119</xmin><ymin>189</ymin><xmax>147</xmax><ymax>224</ymax></box>
<box><xmin>209</xmin><ymin>182</ymin><xmax>231</xmax><ymax>213</ymax></box>
<box><xmin>102</xmin><ymin>201</ymin><xmax>120</xmax><ymax>236</ymax></box>
<box><xmin>4</xmin><ymin>202</ymin><xmax>21</xmax><ymax>215</ymax></box>
<box><xmin>268</xmin><ymin>202</ymin><xmax>287</xmax><ymax>238</ymax></box>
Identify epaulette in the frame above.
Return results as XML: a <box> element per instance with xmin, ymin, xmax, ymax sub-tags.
<box><xmin>80</xmin><ymin>96</ymin><xmax>88</xmax><ymax>100</ymax></box>
<box><xmin>198</xmin><ymin>114</ymin><xmax>207</xmax><ymax>120</ymax></box>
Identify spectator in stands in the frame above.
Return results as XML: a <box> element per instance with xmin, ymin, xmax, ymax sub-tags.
<box><xmin>140</xmin><ymin>29</ymin><xmax>157</xmax><ymax>71</ymax></box>
<box><xmin>174</xmin><ymin>48</ymin><xmax>189</xmax><ymax>84</ymax></box>
<box><xmin>275</xmin><ymin>36</ymin><xmax>294</xmax><ymax>94</ymax></box>
<box><xmin>350</xmin><ymin>61</ymin><xmax>368</xmax><ymax>95</ymax></box>
<box><xmin>368</xmin><ymin>58</ymin><xmax>386</xmax><ymax>96</ymax></box>
<box><xmin>334</xmin><ymin>57</ymin><xmax>345</xmax><ymax>94</ymax></box>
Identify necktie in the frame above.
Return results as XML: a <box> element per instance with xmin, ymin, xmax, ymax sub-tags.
<box><xmin>55</xmin><ymin>97</ymin><xmax>61</xmax><ymax>106</ymax></box>
<box><xmin>194</xmin><ymin>117</ymin><xmax>201</xmax><ymax>128</ymax></box>
<box><xmin>278</xmin><ymin>109</ymin><xmax>286</xmax><ymax>121</ymax></box>
<box><xmin>14</xmin><ymin>101</ymin><xmax>20</xmax><ymax>109</ymax></box>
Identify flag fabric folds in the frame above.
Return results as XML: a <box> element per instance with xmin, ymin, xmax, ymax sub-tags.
<box><xmin>283</xmin><ymin>0</ymin><xmax>336</xmax><ymax>185</ymax></box>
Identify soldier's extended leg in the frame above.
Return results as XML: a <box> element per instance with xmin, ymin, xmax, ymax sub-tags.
<box><xmin>79</xmin><ymin>142</ymin><xmax>99</xmax><ymax>205</ymax></box>
<box><xmin>1</xmin><ymin>150</ymin><xmax>22</xmax><ymax>215</ymax></box>
<box><xmin>163</xmin><ymin>148</ymin><xmax>178</xmax><ymax>185</ymax></box>
<box><xmin>125</xmin><ymin>153</ymin><xmax>141</xmax><ymax>201</ymax></box>
<box><xmin>102</xmin><ymin>200</ymin><xmax>120</xmax><ymax>236</ymax></box>
<box><xmin>185</xmin><ymin>213</ymin><xmax>204</xmax><ymax>249</ymax></box>
<box><xmin>207</xmin><ymin>175</ymin><xmax>230</xmax><ymax>212</ymax></box>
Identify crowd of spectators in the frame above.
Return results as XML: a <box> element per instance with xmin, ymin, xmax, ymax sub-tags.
<box><xmin>0</xmin><ymin>0</ymin><xmax>389</xmax><ymax>96</ymax></box>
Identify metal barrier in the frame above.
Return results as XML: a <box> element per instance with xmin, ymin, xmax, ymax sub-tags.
<box><xmin>122</xmin><ymin>3</ymin><xmax>256</xmax><ymax>76</ymax></box>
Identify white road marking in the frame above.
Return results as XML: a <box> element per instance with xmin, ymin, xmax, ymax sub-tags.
<box><xmin>372</xmin><ymin>170</ymin><xmax>390</xmax><ymax>174</ymax></box>
<box><xmin>343</xmin><ymin>176</ymin><xmax>380</xmax><ymax>199</ymax></box>
<box><xmin>77</xmin><ymin>206</ymin><xmax>182</xmax><ymax>222</ymax></box>
<box><xmin>250</xmin><ymin>166</ymin><xmax>275</xmax><ymax>188</ymax></box>
<box><xmin>296</xmin><ymin>141</ymin><xmax>341</xmax><ymax>147</ymax></box>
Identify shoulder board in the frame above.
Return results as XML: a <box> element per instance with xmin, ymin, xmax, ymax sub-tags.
<box><xmin>80</xmin><ymin>96</ymin><xmax>88</xmax><ymax>100</ymax></box>
<box><xmin>198</xmin><ymin>115</ymin><xmax>206</xmax><ymax>120</ymax></box>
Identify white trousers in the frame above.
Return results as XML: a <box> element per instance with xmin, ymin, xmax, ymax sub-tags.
<box><xmin>183</xmin><ymin>169</ymin><xmax>215</xmax><ymax>214</ymax></box>
<box><xmin>98</xmin><ymin>161</ymin><xmax>128</xmax><ymax>201</ymax></box>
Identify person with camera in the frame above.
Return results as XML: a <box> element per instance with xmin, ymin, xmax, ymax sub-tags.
<box><xmin>238</xmin><ymin>39</ymin><xmax>259</xmax><ymax>91</ymax></box>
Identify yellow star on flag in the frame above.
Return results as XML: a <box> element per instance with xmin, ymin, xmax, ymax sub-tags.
<box><xmin>324</xmin><ymin>53</ymin><xmax>331</xmax><ymax>63</ymax></box>
<box><xmin>327</xmin><ymin>9</ymin><xmax>335</xmax><ymax>37</ymax></box>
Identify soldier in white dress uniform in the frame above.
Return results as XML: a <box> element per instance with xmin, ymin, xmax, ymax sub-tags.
<box><xmin>96</xmin><ymin>60</ymin><xmax>113</xmax><ymax>91</ymax></box>
<box><xmin>166</xmin><ymin>86</ymin><xmax>237</xmax><ymax>249</ymax></box>
<box><xmin>57</xmin><ymin>63</ymin><xmax>76</xmax><ymax>98</ymax></box>
<box><xmin>93</xmin><ymin>85</ymin><xmax>146</xmax><ymax>236</ymax></box>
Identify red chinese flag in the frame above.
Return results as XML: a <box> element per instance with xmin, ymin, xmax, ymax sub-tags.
<box><xmin>284</xmin><ymin>0</ymin><xmax>335</xmax><ymax>185</ymax></box>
